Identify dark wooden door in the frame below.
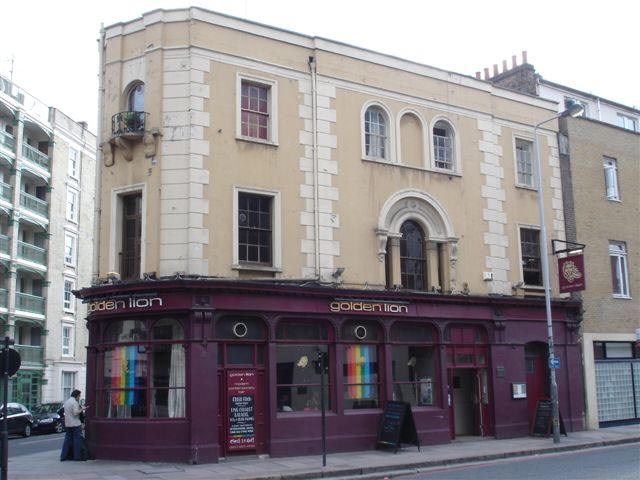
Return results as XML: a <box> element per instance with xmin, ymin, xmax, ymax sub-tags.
<box><xmin>526</xmin><ymin>353</ymin><xmax>547</xmax><ymax>428</ymax></box>
<box><xmin>121</xmin><ymin>194</ymin><xmax>141</xmax><ymax>280</ymax></box>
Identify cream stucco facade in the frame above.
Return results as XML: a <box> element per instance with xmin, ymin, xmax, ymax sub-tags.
<box><xmin>98</xmin><ymin>7</ymin><xmax>567</xmax><ymax>300</ymax></box>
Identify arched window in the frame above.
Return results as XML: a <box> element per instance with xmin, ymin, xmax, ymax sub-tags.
<box><xmin>400</xmin><ymin>220</ymin><xmax>426</xmax><ymax>290</ymax></box>
<box><xmin>128</xmin><ymin>83</ymin><xmax>145</xmax><ymax>112</ymax></box>
<box><xmin>99</xmin><ymin>318</ymin><xmax>185</xmax><ymax>419</ymax></box>
<box><xmin>364</xmin><ymin>107</ymin><xmax>387</xmax><ymax>159</ymax></box>
<box><xmin>433</xmin><ymin>120</ymin><xmax>454</xmax><ymax>170</ymax></box>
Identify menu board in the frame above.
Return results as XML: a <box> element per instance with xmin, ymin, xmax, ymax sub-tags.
<box><xmin>531</xmin><ymin>399</ymin><xmax>567</xmax><ymax>437</ymax></box>
<box><xmin>227</xmin><ymin>370</ymin><xmax>257</xmax><ymax>451</ymax></box>
<box><xmin>376</xmin><ymin>401</ymin><xmax>420</xmax><ymax>452</ymax></box>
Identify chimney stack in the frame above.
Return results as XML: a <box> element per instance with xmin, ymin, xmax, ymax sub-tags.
<box><xmin>493</xmin><ymin>64</ymin><xmax>499</xmax><ymax>77</ymax></box>
<box><xmin>502</xmin><ymin>60</ymin><xmax>507</xmax><ymax>73</ymax></box>
<box><xmin>475</xmin><ymin>71</ymin><xmax>481</xmax><ymax>79</ymax></box>
<box><xmin>512</xmin><ymin>55</ymin><xmax>517</xmax><ymax>68</ymax></box>
<box><xmin>522</xmin><ymin>50</ymin><xmax>528</xmax><ymax>64</ymax></box>
<box><xmin>484</xmin><ymin>68</ymin><xmax>490</xmax><ymax>80</ymax></box>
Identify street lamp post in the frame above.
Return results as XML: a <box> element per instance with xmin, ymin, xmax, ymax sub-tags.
<box><xmin>533</xmin><ymin>102</ymin><xmax>584</xmax><ymax>443</ymax></box>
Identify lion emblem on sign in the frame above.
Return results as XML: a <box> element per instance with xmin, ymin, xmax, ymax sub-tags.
<box><xmin>562</xmin><ymin>260</ymin><xmax>582</xmax><ymax>283</ymax></box>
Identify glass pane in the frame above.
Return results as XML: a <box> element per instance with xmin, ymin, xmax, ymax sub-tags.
<box><xmin>277</xmin><ymin>385</ymin><xmax>329</xmax><ymax>412</ymax></box>
<box><xmin>392</xmin><ymin>381</ymin><xmax>434</xmax><ymax>406</ymax></box>
<box><xmin>227</xmin><ymin>344</ymin><xmax>253</xmax><ymax>365</ymax></box>
<box><xmin>151</xmin><ymin>318</ymin><xmax>184</xmax><ymax>340</ymax></box>
<box><xmin>103</xmin><ymin>390</ymin><xmax>146</xmax><ymax>418</ymax></box>
<box><xmin>390</xmin><ymin>323</ymin><xmax>433</xmax><ymax>342</ymax></box>
<box><xmin>276</xmin><ymin>345</ymin><xmax>326</xmax><ymax>386</ymax></box>
<box><xmin>104</xmin><ymin>320</ymin><xmax>147</xmax><ymax>342</ymax></box>
<box><xmin>391</xmin><ymin>346</ymin><xmax>435</xmax><ymax>381</ymax></box>
<box><xmin>276</xmin><ymin>321</ymin><xmax>328</xmax><ymax>340</ymax></box>
<box><xmin>151</xmin><ymin>388</ymin><xmax>185</xmax><ymax>418</ymax></box>
<box><xmin>103</xmin><ymin>347</ymin><xmax>147</xmax><ymax>391</ymax></box>
<box><xmin>605</xmin><ymin>342</ymin><xmax>633</xmax><ymax>359</ymax></box>
<box><xmin>343</xmin><ymin>345</ymin><xmax>378</xmax><ymax>408</ymax></box>
<box><xmin>151</xmin><ymin>345</ymin><xmax>185</xmax><ymax>388</ymax></box>
<box><xmin>216</xmin><ymin>317</ymin><xmax>265</xmax><ymax>340</ymax></box>
<box><xmin>595</xmin><ymin>362</ymin><xmax>635</xmax><ymax>421</ymax></box>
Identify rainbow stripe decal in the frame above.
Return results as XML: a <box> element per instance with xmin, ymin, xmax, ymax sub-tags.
<box><xmin>110</xmin><ymin>346</ymin><xmax>137</xmax><ymax>406</ymax></box>
<box><xmin>346</xmin><ymin>345</ymin><xmax>372</xmax><ymax>399</ymax></box>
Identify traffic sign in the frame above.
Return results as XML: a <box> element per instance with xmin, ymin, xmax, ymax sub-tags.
<box><xmin>548</xmin><ymin>356</ymin><xmax>560</xmax><ymax>369</ymax></box>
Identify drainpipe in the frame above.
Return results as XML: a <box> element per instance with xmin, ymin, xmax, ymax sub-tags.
<box><xmin>93</xmin><ymin>24</ymin><xmax>105</xmax><ymax>282</ymax></box>
<box><xmin>596</xmin><ymin>97</ymin><xmax>602</xmax><ymax>121</ymax></box>
<box><xmin>308</xmin><ymin>56</ymin><xmax>321</xmax><ymax>280</ymax></box>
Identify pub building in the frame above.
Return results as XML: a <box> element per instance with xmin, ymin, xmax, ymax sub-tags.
<box><xmin>77</xmin><ymin>279</ymin><xmax>584</xmax><ymax>463</ymax></box>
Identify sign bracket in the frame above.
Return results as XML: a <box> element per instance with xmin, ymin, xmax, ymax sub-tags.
<box><xmin>551</xmin><ymin>239</ymin><xmax>586</xmax><ymax>256</ymax></box>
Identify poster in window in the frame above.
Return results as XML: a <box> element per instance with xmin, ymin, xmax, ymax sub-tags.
<box><xmin>227</xmin><ymin>370</ymin><xmax>257</xmax><ymax>451</ymax></box>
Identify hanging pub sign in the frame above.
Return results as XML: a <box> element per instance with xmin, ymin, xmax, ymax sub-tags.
<box><xmin>227</xmin><ymin>370</ymin><xmax>257</xmax><ymax>451</ymax></box>
<box><xmin>558</xmin><ymin>254</ymin><xmax>586</xmax><ymax>293</ymax></box>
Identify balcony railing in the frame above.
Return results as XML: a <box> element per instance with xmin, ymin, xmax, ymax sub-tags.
<box><xmin>111</xmin><ymin>111</ymin><xmax>147</xmax><ymax>138</ymax></box>
<box><xmin>0</xmin><ymin>181</ymin><xmax>12</xmax><ymax>202</ymax></box>
<box><xmin>14</xmin><ymin>345</ymin><xmax>43</xmax><ymax>365</ymax></box>
<box><xmin>18</xmin><ymin>241</ymin><xmax>46</xmax><ymax>265</ymax></box>
<box><xmin>21</xmin><ymin>143</ymin><xmax>50</xmax><ymax>170</ymax></box>
<box><xmin>19</xmin><ymin>191</ymin><xmax>48</xmax><ymax>217</ymax></box>
<box><xmin>15</xmin><ymin>292</ymin><xmax>45</xmax><ymax>315</ymax></box>
<box><xmin>0</xmin><ymin>288</ymin><xmax>7</xmax><ymax>308</ymax></box>
<box><xmin>0</xmin><ymin>131</ymin><xmax>14</xmax><ymax>150</ymax></box>
<box><xmin>0</xmin><ymin>234</ymin><xmax>9</xmax><ymax>255</ymax></box>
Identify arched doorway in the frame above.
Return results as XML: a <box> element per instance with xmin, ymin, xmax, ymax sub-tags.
<box><xmin>525</xmin><ymin>342</ymin><xmax>549</xmax><ymax>429</ymax></box>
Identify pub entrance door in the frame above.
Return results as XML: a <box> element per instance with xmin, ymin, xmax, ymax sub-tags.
<box><xmin>448</xmin><ymin>368</ymin><xmax>490</xmax><ymax>438</ymax></box>
<box><xmin>525</xmin><ymin>342</ymin><xmax>549</xmax><ymax>430</ymax></box>
<box><xmin>217</xmin><ymin>342</ymin><xmax>267</xmax><ymax>456</ymax></box>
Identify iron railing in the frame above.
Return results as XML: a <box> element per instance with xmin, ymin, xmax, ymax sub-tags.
<box><xmin>0</xmin><ymin>288</ymin><xmax>7</xmax><ymax>308</ymax></box>
<box><xmin>0</xmin><ymin>181</ymin><xmax>11</xmax><ymax>202</ymax></box>
<box><xmin>0</xmin><ymin>131</ymin><xmax>14</xmax><ymax>150</ymax></box>
<box><xmin>15</xmin><ymin>292</ymin><xmax>45</xmax><ymax>314</ymax></box>
<box><xmin>17</xmin><ymin>241</ymin><xmax>47</xmax><ymax>265</ymax></box>
<box><xmin>21</xmin><ymin>143</ymin><xmax>50</xmax><ymax>170</ymax></box>
<box><xmin>0</xmin><ymin>234</ymin><xmax>9</xmax><ymax>255</ymax></box>
<box><xmin>14</xmin><ymin>345</ymin><xmax>44</xmax><ymax>365</ymax></box>
<box><xmin>19</xmin><ymin>191</ymin><xmax>48</xmax><ymax>217</ymax></box>
<box><xmin>112</xmin><ymin>111</ymin><xmax>148</xmax><ymax>137</ymax></box>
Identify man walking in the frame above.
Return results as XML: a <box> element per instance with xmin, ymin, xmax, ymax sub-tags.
<box><xmin>60</xmin><ymin>389</ymin><xmax>86</xmax><ymax>461</ymax></box>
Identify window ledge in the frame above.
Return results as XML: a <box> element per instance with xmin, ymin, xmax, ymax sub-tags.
<box><xmin>522</xmin><ymin>285</ymin><xmax>545</xmax><ymax>291</ymax></box>
<box><xmin>276</xmin><ymin>411</ymin><xmax>338</xmax><ymax>419</ymax></box>
<box><xmin>236</xmin><ymin>136</ymin><xmax>279</xmax><ymax>147</ymax></box>
<box><xmin>361</xmin><ymin>158</ymin><xmax>462</xmax><ymax>177</ymax></box>
<box><xmin>612</xmin><ymin>294</ymin><xmax>632</xmax><ymax>300</ymax></box>
<box><xmin>429</xmin><ymin>166</ymin><xmax>461</xmax><ymax>177</ymax></box>
<box><xmin>606</xmin><ymin>197</ymin><xmax>622</xmax><ymax>203</ymax></box>
<box><xmin>232</xmin><ymin>263</ymin><xmax>282</xmax><ymax>273</ymax></box>
<box><xmin>515</xmin><ymin>184</ymin><xmax>537</xmax><ymax>192</ymax></box>
<box><xmin>344</xmin><ymin>408</ymin><xmax>383</xmax><ymax>415</ymax></box>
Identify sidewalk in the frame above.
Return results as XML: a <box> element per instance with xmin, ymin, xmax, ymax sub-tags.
<box><xmin>8</xmin><ymin>425</ymin><xmax>640</xmax><ymax>480</ymax></box>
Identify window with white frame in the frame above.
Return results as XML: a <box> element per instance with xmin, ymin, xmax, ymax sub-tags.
<box><xmin>515</xmin><ymin>138</ymin><xmax>534</xmax><ymax>187</ymax></box>
<box><xmin>433</xmin><ymin>120</ymin><xmax>454</xmax><ymax>170</ymax></box>
<box><xmin>609</xmin><ymin>241</ymin><xmax>630</xmax><ymax>297</ymax></box>
<box><xmin>68</xmin><ymin>147</ymin><xmax>80</xmax><ymax>179</ymax></box>
<box><xmin>64</xmin><ymin>233</ymin><xmax>77</xmax><ymax>266</ymax></box>
<box><xmin>520</xmin><ymin>228</ymin><xmax>542</xmax><ymax>286</ymax></box>
<box><xmin>364</xmin><ymin>106</ymin><xmax>387</xmax><ymax>160</ymax></box>
<box><xmin>66</xmin><ymin>188</ymin><xmax>79</xmax><ymax>223</ymax></box>
<box><xmin>236</xmin><ymin>74</ymin><xmax>277</xmax><ymax>144</ymax></box>
<box><xmin>62</xmin><ymin>326</ymin><xmax>74</xmax><ymax>357</ymax></box>
<box><xmin>63</xmin><ymin>279</ymin><xmax>75</xmax><ymax>312</ymax></box>
<box><xmin>61</xmin><ymin>371</ymin><xmax>75</xmax><ymax>398</ymax></box>
<box><xmin>616</xmin><ymin>114</ymin><xmax>637</xmax><ymax>132</ymax></box>
<box><xmin>603</xmin><ymin>157</ymin><xmax>619</xmax><ymax>200</ymax></box>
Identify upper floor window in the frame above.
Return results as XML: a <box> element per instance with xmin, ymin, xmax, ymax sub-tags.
<box><xmin>238</xmin><ymin>192</ymin><xmax>272</xmax><ymax>265</ymax></box>
<box><xmin>616</xmin><ymin>114</ymin><xmax>637</xmax><ymax>132</ymax></box>
<box><xmin>364</xmin><ymin>107</ymin><xmax>387</xmax><ymax>160</ymax></box>
<box><xmin>236</xmin><ymin>74</ymin><xmax>278</xmax><ymax>144</ymax></box>
<box><xmin>609</xmin><ymin>241</ymin><xmax>629</xmax><ymax>298</ymax></box>
<box><xmin>433</xmin><ymin>120</ymin><xmax>454</xmax><ymax>170</ymax></box>
<box><xmin>63</xmin><ymin>279</ymin><xmax>75</xmax><ymax>312</ymax></box>
<box><xmin>400</xmin><ymin>220</ymin><xmax>426</xmax><ymax>290</ymax></box>
<box><xmin>121</xmin><ymin>193</ymin><xmax>142</xmax><ymax>280</ymax></box>
<box><xmin>515</xmin><ymin>138</ymin><xmax>534</xmax><ymax>188</ymax></box>
<box><xmin>62</xmin><ymin>327</ymin><xmax>73</xmax><ymax>357</ymax></box>
<box><xmin>128</xmin><ymin>83</ymin><xmax>144</xmax><ymax>112</ymax></box>
<box><xmin>66</xmin><ymin>188</ymin><xmax>79</xmax><ymax>223</ymax></box>
<box><xmin>68</xmin><ymin>147</ymin><xmax>79</xmax><ymax>179</ymax></box>
<box><xmin>520</xmin><ymin>227</ymin><xmax>542</xmax><ymax>286</ymax></box>
<box><xmin>64</xmin><ymin>233</ymin><xmax>77</xmax><ymax>266</ymax></box>
<box><xmin>603</xmin><ymin>157</ymin><xmax>619</xmax><ymax>201</ymax></box>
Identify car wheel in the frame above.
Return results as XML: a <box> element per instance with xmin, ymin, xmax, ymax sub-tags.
<box><xmin>23</xmin><ymin>423</ymin><xmax>31</xmax><ymax>438</ymax></box>
<box><xmin>55</xmin><ymin>422</ymin><xmax>64</xmax><ymax>434</ymax></box>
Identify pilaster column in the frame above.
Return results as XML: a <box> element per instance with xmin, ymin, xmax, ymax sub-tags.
<box><xmin>388</xmin><ymin>233</ymin><xmax>402</xmax><ymax>288</ymax></box>
<box><xmin>425</xmin><ymin>241</ymin><xmax>440</xmax><ymax>292</ymax></box>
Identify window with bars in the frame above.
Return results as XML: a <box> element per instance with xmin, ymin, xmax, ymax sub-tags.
<box><xmin>400</xmin><ymin>220</ymin><xmax>426</xmax><ymax>290</ymax></box>
<box><xmin>433</xmin><ymin>120</ymin><xmax>454</xmax><ymax>170</ymax></box>
<box><xmin>520</xmin><ymin>228</ymin><xmax>542</xmax><ymax>286</ymax></box>
<box><xmin>516</xmin><ymin>139</ymin><xmax>534</xmax><ymax>187</ymax></box>
<box><xmin>238</xmin><ymin>192</ymin><xmax>272</xmax><ymax>265</ymax></box>
<box><xmin>364</xmin><ymin>107</ymin><xmax>387</xmax><ymax>159</ymax></box>
<box><xmin>603</xmin><ymin>157</ymin><xmax>619</xmax><ymax>200</ymax></box>
<box><xmin>609</xmin><ymin>241</ymin><xmax>630</xmax><ymax>297</ymax></box>
<box><xmin>241</xmin><ymin>81</ymin><xmax>269</xmax><ymax>140</ymax></box>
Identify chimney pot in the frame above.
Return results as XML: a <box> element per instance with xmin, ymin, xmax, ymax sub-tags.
<box><xmin>512</xmin><ymin>55</ymin><xmax>517</xmax><ymax>68</ymax></box>
<box><xmin>522</xmin><ymin>50</ymin><xmax>528</xmax><ymax>64</ymax></box>
<box><xmin>502</xmin><ymin>60</ymin><xmax>507</xmax><ymax>72</ymax></box>
<box><xmin>493</xmin><ymin>64</ymin><xmax>499</xmax><ymax>77</ymax></box>
<box><xmin>475</xmin><ymin>71</ymin><xmax>481</xmax><ymax>79</ymax></box>
<box><xmin>484</xmin><ymin>68</ymin><xmax>490</xmax><ymax>80</ymax></box>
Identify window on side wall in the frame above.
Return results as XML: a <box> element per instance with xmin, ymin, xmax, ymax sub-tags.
<box><xmin>616</xmin><ymin>114</ymin><xmax>637</xmax><ymax>132</ymax></box>
<box><xmin>61</xmin><ymin>371</ymin><xmax>76</xmax><ymax>399</ymax></box>
<box><xmin>609</xmin><ymin>241</ymin><xmax>630</xmax><ymax>298</ymax></box>
<box><xmin>63</xmin><ymin>279</ymin><xmax>75</xmax><ymax>312</ymax></box>
<box><xmin>237</xmin><ymin>192</ymin><xmax>273</xmax><ymax>266</ymax></box>
<box><xmin>66</xmin><ymin>188</ymin><xmax>79</xmax><ymax>223</ymax></box>
<box><xmin>432</xmin><ymin>120</ymin><xmax>454</xmax><ymax>171</ymax></box>
<box><xmin>64</xmin><ymin>233</ymin><xmax>77</xmax><ymax>267</ymax></box>
<box><xmin>62</xmin><ymin>326</ymin><xmax>73</xmax><ymax>357</ymax></box>
<box><xmin>515</xmin><ymin>138</ymin><xmax>534</xmax><ymax>188</ymax></box>
<box><xmin>364</xmin><ymin>106</ymin><xmax>388</xmax><ymax>160</ymax></box>
<box><xmin>68</xmin><ymin>147</ymin><xmax>80</xmax><ymax>180</ymax></box>
<box><xmin>236</xmin><ymin>75</ymin><xmax>277</xmax><ymax>144</ymax></box>
<box><xmin>603</xmin><ymin>157</ymin><xmax>619</xmax><ymax>200</ymax></box>
<box><xmin>520</xmin><ymin>228</ymin><xmax>542</xmax><ymax>286</ymax></box>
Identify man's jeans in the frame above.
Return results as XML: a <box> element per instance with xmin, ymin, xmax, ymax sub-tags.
<box><xmin>60</xmin><ymin>425</ymin><xmax>82</xmax><ymax>461</ymax></box>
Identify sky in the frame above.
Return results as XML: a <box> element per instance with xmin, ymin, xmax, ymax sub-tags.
<box><xmin>1</xmin><ymin>0</ymin><xmax>638</xmax><ymax>133</ymax></box>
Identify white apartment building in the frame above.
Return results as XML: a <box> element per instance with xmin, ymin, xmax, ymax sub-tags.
<box><xmin>0</xmin><ymin>74</ymin><xmax>95</xmax><ymax>407</ymax></box>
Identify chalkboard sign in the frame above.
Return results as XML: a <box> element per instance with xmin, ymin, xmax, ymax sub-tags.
<box><xmin>376</xmin><ymin>401</ymin><xmax>420</xmax><ymax>452</ymax></box>
<box><xmin>531</xmin><ymin>399</ymin><xmax>567</xmax><ymax>437</ymax></box>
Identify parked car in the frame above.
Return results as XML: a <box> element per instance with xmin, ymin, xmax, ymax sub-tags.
<box><xmin>0</xmin><ymin>403</ymin><xmax>34</xmax><ymax>437</ymax></box>
<box><xmin>31</xmin><ymin>402</ymin><xmax>64</xmax><ymax>434</ymax></box>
